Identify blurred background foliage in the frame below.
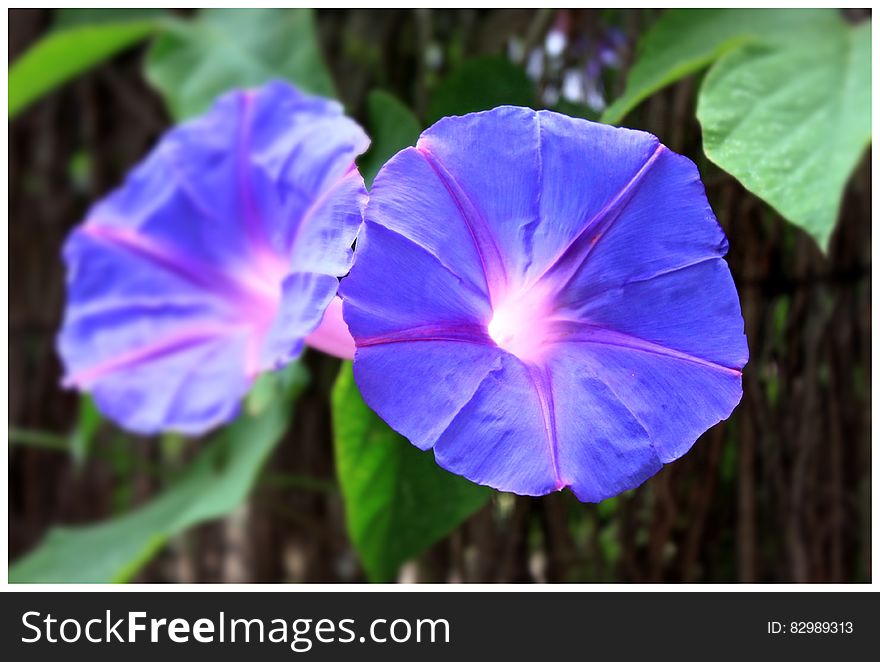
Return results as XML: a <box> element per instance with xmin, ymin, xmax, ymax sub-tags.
<box><xmin>8</xmin><ymin>8</ymin><xmax>871</xmax><ymax>583</ymax></box>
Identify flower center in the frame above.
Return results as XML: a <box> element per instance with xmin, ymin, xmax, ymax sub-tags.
<box><xmin>487</xmin><ymin>284</ymin><xmax>556</xmax><ymax>363</ymax></box>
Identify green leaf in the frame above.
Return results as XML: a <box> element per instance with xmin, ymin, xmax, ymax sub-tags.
<box><xmin>9</xmin><ymin>364</ymin><xmax>308</xmax><ymax>583</ymax></box>
<box><xmin>358</xmin><ymin>90</ymin><xmax>422</xmax><ymax>188</ymax></box>
<box><xmin>8</xmin><ymin>428</ymin><xmax>69</xmax><ymax>452</ymax></box>
<box><xmin>697</xmin><ymin>17</ymin><xmax>871</xmax><ymax>250</ymax></box>
<box><xmin>145</xmin><ymin>8</ymin><xmax>335</xmax><ymax>120</ymax></box>
<box><xmin>53</xmin><ymin>8</ymin><xmax>167</xmax><ymax>29</ymax></box>
<box><xmin>332</xmin><ymin>363</ymin><xmax>490</xmax><ymax>582</ymax></box>
<box><xmin>9</xmin><ymin>19</ymin><xmax>159</xmax><ymax>119</ymax></box>
<box><xmin>602</xmin><ymin>9</ymin><xmax>837</xmax><ymax>124</ymax></box>
<box><xmin>553</xmin><ymin>99</ymin><xmax>600</xmax><ymax>122</ymax></box>
<box><xmin>427</xmin><ymin>55</ymin><xmax>535</xmax><ymax>124</ymax></box>
<box><xmin>69</xmin><ymin>395</ymin><xmax>102</xmax><ymax>467</ymax></box>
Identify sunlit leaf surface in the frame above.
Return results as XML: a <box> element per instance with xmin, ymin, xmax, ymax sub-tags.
<box><xmin>698</xmin><ymin>17</ymin><xmax>870</xmax><ymax>250</ymax></box>
<box><xmin>601</xmin><ymin>9</ymin><xmax>837</xmax><ymax>125</ymax></box>
<box><xmin>9</xmin><ymin>19</ymin><xmax>158</xmax><ymax>119</ymax></box>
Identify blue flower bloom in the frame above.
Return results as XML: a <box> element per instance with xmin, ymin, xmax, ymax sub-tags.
<box><xmin>341</xmin><ymin>106</ymin><xmax>747</xmax><ymax>502</ymax></box>
<box><xmin>59</xmin><ymin>81</ymin><xmax>369</xmax><ymax>434</ymax></box>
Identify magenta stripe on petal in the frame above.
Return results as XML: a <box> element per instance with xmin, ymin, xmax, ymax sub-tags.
<box><xmin>59</xmin><ymin>81</ymin><xmax>369</xmax><ymax>435</ymax></box>
<box><xmin>342</xmin><ymin>106</ymin><xmax>747</xmax><ymax>502</ymax></box>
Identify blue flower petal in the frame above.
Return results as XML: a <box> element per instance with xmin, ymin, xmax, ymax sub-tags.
<box><xmin>433</xmin><ymin>354</ymin><xmax>562</xmax><ymax>496</ymax></box>
<box><xmin>344</xmin><ymin>106</ymin><xmax>746</xmax><ymax>501</ymax></box>
<box><xmin>59</xmin><ymin>81</ymin><xmax>368</xmax><ymax>434</ymax></box>
<box><xmin>342</xmin><ymin>222</ymin><xmax>491</xmax><ymax>341</ymax></box>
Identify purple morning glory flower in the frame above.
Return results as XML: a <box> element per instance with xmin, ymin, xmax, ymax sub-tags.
<box><xmin>341</xmin><ymin>106</ymin><xmax>748</xmax><ymax>502</ymax></box>
<box><xmin>59</xmin><ymin>81</ymin><xmax>369</xmax><ymax>435</ymax></box>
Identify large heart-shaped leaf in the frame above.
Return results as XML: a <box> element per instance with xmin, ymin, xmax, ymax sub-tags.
<box><xmin>9</xmin><ymin>18</ymin><xmax>159</xmax><ymax>119</ymax></box>
<box><xmin>601</xmin><ymin>9</ymin><xmax>837</xmax><ymax>125</ymax></box>
<box><xmin>697</xmin><ymin>17</ymin><xmax>870</xmax><ymax>250</ymax></box>
<box><xmin>332</xmin><ymin>363</ymin><xmax>490</xmax><ymax>582</ymax></box>
<box><xmin>145</xmin><ymin>8</ymin><xmax>335</xmax><ymax>119</ymax></box>
<box><xmin>9</xmin><ymin>364</ymin><xmax>307</xmax><ymax>583</ymax></box>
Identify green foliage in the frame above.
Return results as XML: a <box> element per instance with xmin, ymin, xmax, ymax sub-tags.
<box><xmin>698</xmin><ymin>17</ymin><xmax>871</xmax><ymax>251</ymax></box>
<box><xmin>8</xmin><ymin>18</ymin><xmax>159</xmax><ymax>119</ymax></box>
<box><xmin>145</xmin><ymin>8</ymin><xmax>335</xmax><ymax>120</ymax></box>
<box><xmin>9</xmin><ymin>364</ymin><xmax>308</xmax><ymax>583</ymax></box>
<box><xmin>605</xmin><ymin>9</ymin><xmax>870</xmax><ymax>251</ymax></box>
<box><xmin>69</xmin><ymin>395</ymin><xmax>102</xmax><ymax>467</ymax></box>
<box><xmin>53</xmin><ymin>8</ymin><xmax>167</xmax><ymax>29</ymax></box>
<box><xmin>427</xmin><ymin>55</ymin><xmax>535</xmax><ymax>123</ymax></box>
<box><xmin>358</xmin><ymin>90</ymin><xmax>423</xmax><ymax>187</ymax></box>
<box><xmin>9</xmin><ymin>396</ymin><xmax>102</xmax><ymax>469</ymax></box>
<box><xmin>8</xmin><ymin>428</ymin><xmax>69</xmax><ymax>452</ymax></box>
<box><xmin>331</xmin><ymin>363</ymin><xmax>490</xmax><ymax>582</ymax></box>
<box><xmin>553</xmin><ymin>99</ymin><xmax>600</xmax><ymax>122</ymax></box>
<box><xmin>601</xmin><ymin>9</ymin><xmax>836</xmax><ymax>125</ymax></box>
